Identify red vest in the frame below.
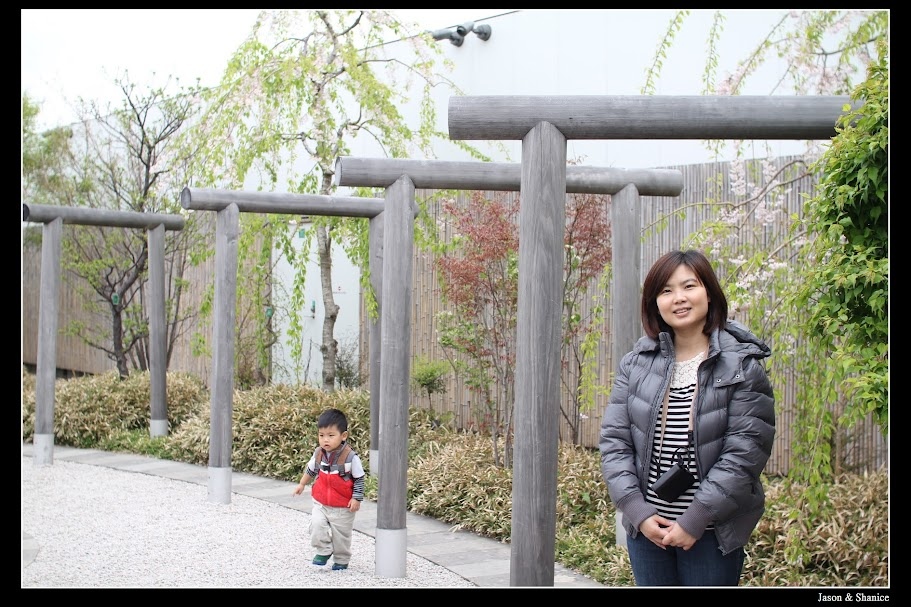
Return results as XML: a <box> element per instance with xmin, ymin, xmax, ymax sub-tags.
<box><xmin>310</xmin><ymin>444</ymin><xmax>355</xmax><ymax>508</ymax></box>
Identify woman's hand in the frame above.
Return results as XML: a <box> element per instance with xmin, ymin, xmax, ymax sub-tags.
<box><xmin>640</xmin><ymin>514</ymin><xmax>673</xmax><ymax>548</ymax></box>
<box><xmin>661</xmin><ymin>522</ymin><xmax>697</xmax><ymax>550</ymax></box>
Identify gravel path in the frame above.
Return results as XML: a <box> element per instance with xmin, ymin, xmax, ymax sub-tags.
<box><xmin>21</xmin><ymin>457</ymin><xmax>477</xmax><ymax>588</ymax></box>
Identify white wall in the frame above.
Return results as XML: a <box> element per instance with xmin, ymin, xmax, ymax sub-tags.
<box><xmin>344</xmin><ymin>9</ymin><xmax>815</xmax><ymax>168</ymax></box>
<box><xmin>271</xmin><ymin>224</ymin><xmax>361</xmax><ymax>386</ymax></box>
<box><xmin>273</xmin><ymin>9</ymin><xmax>820</xmax><ymax>383</ymax></box>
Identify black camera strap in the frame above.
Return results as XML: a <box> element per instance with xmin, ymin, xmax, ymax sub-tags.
<box><xmin>656</xmin><ymin>359</ymin><xmax>703</xmax><ymax>471</ymax></box>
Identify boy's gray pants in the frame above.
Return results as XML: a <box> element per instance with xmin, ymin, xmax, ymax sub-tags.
<box><xmin>310</xmin><ymin>501</ymin><xmax>356</xmax><ymax>565</ymax></box>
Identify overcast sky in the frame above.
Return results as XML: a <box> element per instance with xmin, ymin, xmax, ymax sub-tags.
<box><xmin>21</xmin><ymin>9</ymin><xmax>514</xmax><ymax>131</ymax></box>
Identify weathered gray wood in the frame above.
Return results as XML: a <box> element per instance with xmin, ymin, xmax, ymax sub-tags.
<box><xmin>24</xmin><ymin>204</ymin><xmax>184</xmax><ymax>465</ymax></box>
<box><xmin>510</xmin><ymin>122</ymin><xmax>566</xmax><ymax>587</ymax></box>
<box><xmin>208</xmin><ymin>204</ymin><xmax>240</xmax><ymax>504</ymax></box>
<box><xmin>367</xmin><ymin>213</ymin><xmax>384</xmax><ymax>477</ymax></box>
<box><xmin>611</xmin><ymin>184</ymin><xmax>642</xmax><ymax>360</ymax></box>
<box><xmin>375</xmin><ymin>176</ymin><xmax>415</xmax><ymax>578</ymax></box>
<box><xmin>334</xmin><ymin>153</ymin><xmax>682</xmax><ymax>578</ymax></box>
<box><xmin>334</xmin><ymin>156</ymin><xmax>683</xmax><ymax>197</ymax></box>
<box><xmin>25</xmin><ymin>159</ymin><xmax>886</xmax><ymax>474</ymax></box>
<box><xmin>23</xmin><ymin>203</ymin><xmax>185</xmax><ymax>231</ymax></box>
<box><xmin>33</xmin><ymin>218</ymin><xmax>62</xmax><ymax>466</ymax></box>
<box><xmin>181</xmin><ymin>187</ymin><xmax>385</xmax><ymax>217</ymax></box>
<box><xmin>610</xmin><ymin>183</ymin><xmax>643</xmax><ymax>551</ymax></box>
<box><xmin>449</xmin><ymin>95</ymin><xmax>857</xmax><ymax>140</ymax></box>
<box><xmin>148</xmin><ymin>225</ymin><xmax>168</xmax><ymax>437</ymax></box>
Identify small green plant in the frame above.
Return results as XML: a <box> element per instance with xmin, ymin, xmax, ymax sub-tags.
<box><xmin>99</xmin><ymin>429</ymin><xmax>175</xmax><ymax>459</ymax></box>
<box><xmin>411</xmin><ymin>356</ymin><xmax>450</xmax><ymax>399</ymax></box>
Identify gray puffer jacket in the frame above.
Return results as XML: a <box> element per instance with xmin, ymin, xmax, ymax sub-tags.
<box><xmin>599</xmin><ymin>319</ymin><xmax>776</xmax><ymax>555</ymax></box>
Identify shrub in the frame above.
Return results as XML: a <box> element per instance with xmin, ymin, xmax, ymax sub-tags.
<box><xmin>745</xmin><ymin>471</ymin><xmax>889</xmax><ymax>586</ymax></box>
<box><xmin>408</xmin><ymin>433</ymin><xmax>513</xmax><ymax>538</ymax></box>
<box><xmin>335</xmin><ymin>332</ymin><xmax>364</xmax><ymax>389</ymax></box>
<box><xmin>19</xmin><ymin>368</ymin><xmax>889</xmax><ymax>587</ymax></box>
<box><xmin>21</xmin><ymin>367</ymin><xmax>37</xmax><ymax>439</ymax></box>
<box><xmin>20</xmin><ymin>367</ymin><xmax>207</xmax><ymax>446</ymax></box>
<box><xmin>411</xmin><ymin>356</ymin><xmax>449</xmax><ymax>398</ymax></box>
<box><xmin>166</xmin><ymin>383</ymin><xmax>371</xmax><ymax>480</ymax></box>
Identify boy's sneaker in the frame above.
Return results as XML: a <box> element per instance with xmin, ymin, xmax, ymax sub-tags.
<box><xmin>312</xmin><ymin>554</ymin><xmax>331</xmax><ymax>566</ymax></box>
<box><xmin>332</xmin><ymin>563</ymin><xmax>348</xmax><ymax>571</ymax></box>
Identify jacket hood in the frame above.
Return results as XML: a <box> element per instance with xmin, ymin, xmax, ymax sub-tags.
<box><xmin>721</xmin><ymin>319</ymin><xmax>771</xmax><ymax>359</ymax></box>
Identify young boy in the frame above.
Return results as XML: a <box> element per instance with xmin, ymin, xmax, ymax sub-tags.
<box><xmin>292</xmin><ymin>408</ymin><xmax>366</xmax><ymax>571</ymax></box>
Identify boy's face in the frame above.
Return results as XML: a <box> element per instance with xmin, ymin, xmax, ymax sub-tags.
<box><xmin>318</xmin><ymin>424</ymin><xmax>347</xmax><ymax>452</ymax></box>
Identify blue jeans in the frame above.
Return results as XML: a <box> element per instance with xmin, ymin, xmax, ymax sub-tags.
<box><xmin>626</xmin><ymin>530</ymin><xmax>744</xmax><ymax>586</ymax></box>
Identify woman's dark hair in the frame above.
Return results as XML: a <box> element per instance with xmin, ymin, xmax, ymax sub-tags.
<box><xmin>317</xmin><ymin>408</ymin><xmax>348</xmax><ymax>432</ymax></box>
<box><xmin>640</xmin><ymin>249</ymin><xmax>728</xmax><ymax>340</ymax></box>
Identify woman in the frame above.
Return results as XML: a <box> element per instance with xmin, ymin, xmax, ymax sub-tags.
<box><xmin>599</xmin><ymin>249</ymin><xmax>776</xmax><ymax>586</ymax></box>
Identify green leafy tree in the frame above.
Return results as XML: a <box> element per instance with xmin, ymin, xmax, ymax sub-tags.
<box><xmin>22</xmin><ymin>77</ymin><xmax>208</xmax><ymax>378</ymax></box>
<box><xmin>411</xmin><ymin>355</ymin><xmax>449</xmax><ymax>401</ymax></box>
<box><xmin>645</xmin><ymin>10</ymin><xmax>888</xmax><ymax>158</ymax></box>
<box><xmin>779</xmin><ymin>40</ymin><xmax>888</xmax><ymax>567</ymax></box>
<box><xmin>22</xmin><ymin>94</ymin><xmax>77</xmax><ymax>250</ymax></box>
<box><xmin>795</xmin><ymin>40</ymin><xmax>888</xmax><ymax>436</ymax></box>
<box><xmin>22</xmin><ymin>95</ymin><xmax>77</xmax><ymax>211</ymax></box>
<box><xmin>642</xmin><ymin>10</ymin><xmax>888</xmax><ymax>567</ymax></box>
<box><xmin>178</xmin><ymin>9</ymin><xmax>483</xmax><ymax>390</ymax></box>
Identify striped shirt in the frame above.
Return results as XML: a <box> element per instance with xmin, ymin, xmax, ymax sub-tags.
<box><xmin>646</xmin><ymin>351</ymin><xmax>710</xmax><ymax>527</ymax></box>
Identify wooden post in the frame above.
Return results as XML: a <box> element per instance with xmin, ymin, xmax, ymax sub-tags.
<box><xmin>448</xmin><ymin>95</ymin><xmax>856</xmax><ymax>140</ymax></box>
<box><xmin>610</xmin><ymin>184</ymin><xmax>642</xmax><ymax>549</ymax></box>
<box><xmin>33</xmin><ymin>217</ymin><xmax>62</xmax><ymax>466</ymax></box>
<box><xmin>179</xmin><ymin>187</ymin><xmax>386</xmax><ymax>504</ymax></box>
<box><xmin>375</xmin><ymin>176</ymin><xmax>415</xmax><ymax>578</ymax></box>
<box><xmin>510</xmin><ymin>122</ymin><xmax>567</xmax><ymax>586</ymax></box>
<box><xmin>23</xmin><ymin>204</ymin><xmax>184</xmax><ymax>465</ymax></box>
<box><xmin>611</xmin><ymin>184</ymin><xmax>642</xmax><ymax>363</ymax></box>
<box><xmin>148</xmin><ymin>224</ymin><xmax>168</xmax><ymax>437</ymax></box>
<box><xmin>368</xmin><ymin>213</ymin><xmax>385</xmax><ymax>476</ymax></box>
<box><xmin>335</xmin><ymin>156</ymin><xmax>683</xmax><ymax>196</ymax></box>
<box><xmin>208</xmin><ymin>204</ymin><xmax>240</xmax><ymax>505</ymax></box>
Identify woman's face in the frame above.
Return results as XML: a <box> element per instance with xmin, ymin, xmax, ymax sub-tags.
<box><xmin>656</xmin><ymin>263</ymin><xmax>710</xmax><ymax>336</ymax></box>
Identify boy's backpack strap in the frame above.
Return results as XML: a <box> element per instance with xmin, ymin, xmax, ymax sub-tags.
<box><xmin>315</xmin><ymin>444</ymin><xmax>355</xmax><ymax>479</ymax></box>
<box><xmin>335</xmin><ymin>444</ymin><xmax>354</xmax><ymax>480</ymax></box>
<box><xmin>337</xmin><ymin>444</ymin><xmax>353</xmax><ymax>465</ymax></box>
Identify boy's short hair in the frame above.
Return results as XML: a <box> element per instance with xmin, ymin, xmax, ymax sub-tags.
<box><xmin>317</xmin><ymin>408</ymin><xmax>348</xmax><ymax>432</ymax></box>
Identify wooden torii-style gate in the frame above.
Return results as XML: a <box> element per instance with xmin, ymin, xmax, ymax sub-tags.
<box><xmin>333</xmin><ymin>156</ymin><xmax>683</xmax><ymax>577</ymax></box>
<box><xmin>178</xmin><ymin>188</ymin><xmax>387</xmax><ymax>506</ymax></box>
<box><xmin>22</xmin><ymin>204</ymin><xmax>186</xmax><ymax>465</ymax></box>
<box><xmin>182</xmin><ymin>156</ymin><xmax>683</xmax><ymax>578</ymax></box>
<box><xmin>446</xmin><ymin>94</ymin><xmax>858</xmax><ymax>586</ymax></box>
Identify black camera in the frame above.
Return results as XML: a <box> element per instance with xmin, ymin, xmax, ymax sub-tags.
<box><xmin>651</xmin><ymin>449</ymin><xmax>696</xmax><ymax>502</ymax></box>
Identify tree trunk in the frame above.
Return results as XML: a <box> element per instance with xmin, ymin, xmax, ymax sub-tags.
<box><xmin>112</xmin><ymin>306</ymin><xmax>129</xmax><ymax>379</ymax></box>
<box><xmin>316</xmin><ymin>224</ymin><xmax>339</xmax><ymax>391</ymax></box>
